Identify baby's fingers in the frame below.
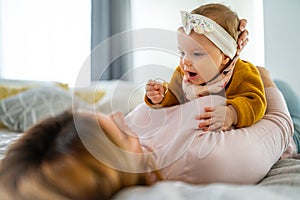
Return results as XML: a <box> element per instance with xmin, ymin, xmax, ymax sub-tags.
<box><xmin>147</xmin><ymin>90</ymin><xmax>162</xmax><ymax>97</ymax></box>
<box><xmin>146</xmin><ymin>79</ymin><xmax>156</xmax><ymax>85</ymax></box>
<box><xmin>145</xmin><ymin>85</ymin><xmax>155</xmax><ymax>92</ymax></box>
<box><xmin>207</xmin><ymin>122</ymin><xmax>223</xmax><ymax>131</ymax></box>
<box><xmin>196</xmin><ymin>112</ymin><xmax>212</xmax><ymax>120</ymax></box>
<box><xmin>153</xmin><ymin>82</ymin><xmax>164</xmax><ymax>91</ymax></box>
<box><xmin>198</xmin><ymin>119</ymin><xmax>210</xmax><ymax>129</ymax></box>
<box><xmin>198</xmin><ymin>117</ymin><xmax>223</xmax><ymax>131</ymax></box>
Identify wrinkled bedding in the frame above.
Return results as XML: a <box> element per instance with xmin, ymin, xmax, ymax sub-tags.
<box><xmin>113</xmin><ymin>159</ymin><xmax>300</xmax><ymax>200</ymax></box>
<box><xmin>259</xmin><ymin>158</ymin><xmax>300</xmax><ymax>186</ymax></box>
<box><xmin>0</xmin><ymin>129</ymin><xmax>20</xmax><ymax>160</ymax></box>
<box><xmin>113</xmin><ymin>182</ymin><xmax>300</xmax><ymax>200</ymax></box>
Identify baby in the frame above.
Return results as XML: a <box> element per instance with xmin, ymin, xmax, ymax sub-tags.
<box><xmin>145</xmin><ymin>3</ymin><xmax>266</xmax><ymax>131</ymax></box>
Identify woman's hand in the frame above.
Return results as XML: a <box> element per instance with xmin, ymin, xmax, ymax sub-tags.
<box><xmin>237</xmin><ymin>19</ymin><xmax>249</xmax><ymax>56</ymax></box>
<box><xmin>145</xmin><ymin>80</ymin><xmax>165</xmax><ymax>104</ymax></box>
<box><xmin>109</xmin><ymin>112</ymin><xmax>144</xmax><ymax>153</ymax></box>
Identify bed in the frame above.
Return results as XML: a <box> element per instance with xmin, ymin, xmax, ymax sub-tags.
<box><xmin>0</xmin><ymin>79</ymin><xmax>300</xmax><ymax>199</ymax></box>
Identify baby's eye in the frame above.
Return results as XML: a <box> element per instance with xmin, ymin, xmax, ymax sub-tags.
<box><xmin>178</xmin><ymin>51</ymin><xmax>185</xmax><ymax>57</ymax></box>
<box><xmin>193</xmin><ymin>52</ymin><xmax>204</xmax><ymax>56</ymax></box>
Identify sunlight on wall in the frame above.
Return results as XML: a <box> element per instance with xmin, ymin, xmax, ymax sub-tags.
<box><xmin>264</xmin><ymin>0</ymin><xmax>300</xmax><ymax>95</ymax></box>
<box><xmin>130</xmin><ymin>0</ymin><xmax>265</xmax><ymax>84</ymax></box>
<box><xmin>0</xmin><ymin>0</ymin><xmax>91</xmax><ymax>87</ymax></box>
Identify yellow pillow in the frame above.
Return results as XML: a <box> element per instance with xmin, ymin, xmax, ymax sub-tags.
<box><xmin>74</xmin><ymin>90</ymin><xmax>106</xmax><ymax>104</ymax></box>
<box><xmin>0</xmin><ymin>85</ymin><xmax>30</xmax><ymax>100</ymax></box>
<box><xmin>0</xmin><ymin>81</ymin><xmax>69</xmax><ymax>99</ymax></box>
<box><xmin>55</xmin><ymin>82</ymin><xmax>69</xmax><ymax>91</ymax></box>
<box><xmin>0</xmin><ymin>122</ymin><xmax>6</xmax><ymax>128</ymax></box>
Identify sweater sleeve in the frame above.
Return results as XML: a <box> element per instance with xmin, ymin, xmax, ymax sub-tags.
<box><xmin>263</xmin><ymin>87</ymin><xmax>294</xmax><ymax>138</ymax></box>
<box><xmin>145</xmin><ymin>66</ymin><xmax>183</xmax><ymax>108</ymax></box>
<box><xmin>226</xmin><ymin>59</ymin><xmax>267</xmax><ymax>128</ymax></box>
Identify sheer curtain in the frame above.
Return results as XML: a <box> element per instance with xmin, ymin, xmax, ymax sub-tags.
<box><xmin>0</xmin><ymin>0</ymin><xmax>91</xmax><ymax>87</ymax></box>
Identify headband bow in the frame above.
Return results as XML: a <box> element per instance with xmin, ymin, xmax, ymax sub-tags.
<box><xmin>180</xmin><ymin>11</ymin><xmax>237</xmax><ymax>59</ymax></box>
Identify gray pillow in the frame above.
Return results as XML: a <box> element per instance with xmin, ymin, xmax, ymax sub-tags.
<box><xmin>0</xmin><ymin>86</ymin><xmax>74</xmax><ymax>132</ymax></box>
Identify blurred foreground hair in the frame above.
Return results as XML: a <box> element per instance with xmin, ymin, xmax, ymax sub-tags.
<box><xmin>0</xmin><ymin>110</ymin><xmax>147</xmax><ymax>200</ymax></box>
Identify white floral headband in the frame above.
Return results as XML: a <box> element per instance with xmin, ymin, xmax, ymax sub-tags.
<box><xmin>180</xmin><ymin>11</ymin><xmax>237</xmax><ymax>59</ymax></box>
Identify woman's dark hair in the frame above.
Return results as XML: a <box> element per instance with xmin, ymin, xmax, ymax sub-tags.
<box><xmin>0</xmin><ymin>110</ymin><xmax>145</xmax><ymax>200</ymax></box>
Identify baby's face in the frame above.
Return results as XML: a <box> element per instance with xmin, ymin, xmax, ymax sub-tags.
<box><xmin>177</xmin><ymin>28</ymin><xmax>228</xmax><ymax>85</ymax></box>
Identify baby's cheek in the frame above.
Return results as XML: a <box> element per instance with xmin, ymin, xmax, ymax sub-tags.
<box><xmin>179</xmin><ymin>59</ymin><xmax>185</xmax><ymax>68</ymax></box>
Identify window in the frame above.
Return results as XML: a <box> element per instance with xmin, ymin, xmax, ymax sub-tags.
<box><xmin>0</xmin><ymin>0</ymin><xmax>91</xmax><ymax>87</ymax></box>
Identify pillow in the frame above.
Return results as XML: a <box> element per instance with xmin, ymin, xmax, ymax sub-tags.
<box><xmin>0</xmin><ymin>80</ymin><xmax>144</xmax><ymax>132</ymax></box>
<box><xmin>0</xmin><ymin>79</ymin><xmax>69</xmax><ymax>90</ymax></box>
<box><xmin>0</xmin><ymin>85</ymin><xmax>30</xmax><ymax>99</ymax></box>
<box><xmin>0</xmin><ymin>86</ymin><xmax>77</xmax><ymax>132</ymax></box>
<box><xmin>0</xmin><ymin>81</ymin><xmax>69</xmax><ymax>129</ymax></box>
<box><xmin>90</xmin><ymin>80</ymin><xmax>145</xmax><ymax>115</ymax></box>
<box><xmin>74</xmin><ymin>89</ymin><xmax>106</xmax><ymax>104</ymax></box>
<box><xmin>0</xmin><ymin>85</ymin><xmax>30</xmax><ymax>128</ymax></box>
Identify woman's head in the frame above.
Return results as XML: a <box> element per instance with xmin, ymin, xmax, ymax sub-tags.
<box><xmin>177</xmin><ymin>3</ymin><xmax>239</xmax><ymax>85</ymax></box>
<box><xmin>0</xmin><ymin>110</ymin><xmax>149</xmax><ymax>200</ymax></box>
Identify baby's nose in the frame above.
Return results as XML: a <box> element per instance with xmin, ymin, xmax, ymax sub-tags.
<box><xmin>183</xmin><ymin>58</ymin><xmax>192</xmax><ymax>67</ymax></box>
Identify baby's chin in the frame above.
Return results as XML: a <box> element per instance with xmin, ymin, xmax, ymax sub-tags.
<box><xmin>185</xmin><ymin>76</ymin><xmax>207</xmax><ymax>86</ymax></box>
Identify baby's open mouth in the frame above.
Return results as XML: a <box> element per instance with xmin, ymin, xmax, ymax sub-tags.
<box><xmin>187</xmin><ymin>71</ymin><xmax>197</xmax><ymax>77</ymax></box>
<box><xmin>185</xmin><ymin>70</ymin><xmax>206</xmax><ymax>86</ymax></box>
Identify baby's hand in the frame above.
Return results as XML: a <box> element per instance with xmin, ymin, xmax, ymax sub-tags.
<box><xmin>145</xmin><ymin>79</ymin><xmax>165</xmax><ymax>104</ymax></box>
<box><xmin>196</xmin><ymin>105</ymin><xmax>237</xmax><ymax>131</ymax></box>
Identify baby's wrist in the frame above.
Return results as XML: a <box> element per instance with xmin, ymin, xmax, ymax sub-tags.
<box><xmin>228</xmin><ymin>105</ymin><xmax>238</xmax><ymax>125</ymax></box>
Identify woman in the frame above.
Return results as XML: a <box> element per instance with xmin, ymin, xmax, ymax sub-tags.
<box><xmin>0</xmin><ymin>67</ymin><xmax>295</xmax><ymax>200</ymax></box>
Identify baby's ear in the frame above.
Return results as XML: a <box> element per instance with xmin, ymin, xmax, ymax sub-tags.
<box><xmin>221</xmin><ymin>54</ymin><xmax>231</xmax><ymax>65</ymax></box>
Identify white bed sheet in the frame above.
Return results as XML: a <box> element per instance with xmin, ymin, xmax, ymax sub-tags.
<box><xmin>113</xmin><ymin>181</ymin><xmax>300</xmax><ymax>200</ymax></box>
<box><xmin>0</xmin><ymin>128</ymin><xmax>20</xmax><ymax>160</ymax></box>
<box><xmin>112</xmin><ymin>156</ymin><xmax>300</xmax><ymax>200</ymax></box>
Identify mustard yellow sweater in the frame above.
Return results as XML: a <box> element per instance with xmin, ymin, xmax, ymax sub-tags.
<box><xmin>145</xmin><ymin>59</ymin><xmax>267</xmax><ymax>128</ymax></box>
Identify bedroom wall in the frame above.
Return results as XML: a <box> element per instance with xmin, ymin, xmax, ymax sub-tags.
<box><xmin>0</xmin><ymin>1</ymin><xmax>2</xmax><ymax>78</ymax></box>
<box><xmin>263</xmin><ymin>0</ymin><xmax>300</xmax><ymax>95</ymax></box>
<box><xmin>0</xmin><ymin>0</ymin><xmax>91</xmax><ymax>87</ymax></box>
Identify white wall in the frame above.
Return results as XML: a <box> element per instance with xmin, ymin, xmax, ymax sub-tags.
<box><xmin>130</xmin><ymin>0</ymin><xmax>265</xmax><ymax>85</ymax></box>
<box><xmin>264</xmin><ymin>0</ymin><xmax>300</xmax><ymax>95</ymax></box>
<box><xmin>0</xmin><ymin>0</ymin><xmax>2</xmax><ymax>77</ymax></box>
